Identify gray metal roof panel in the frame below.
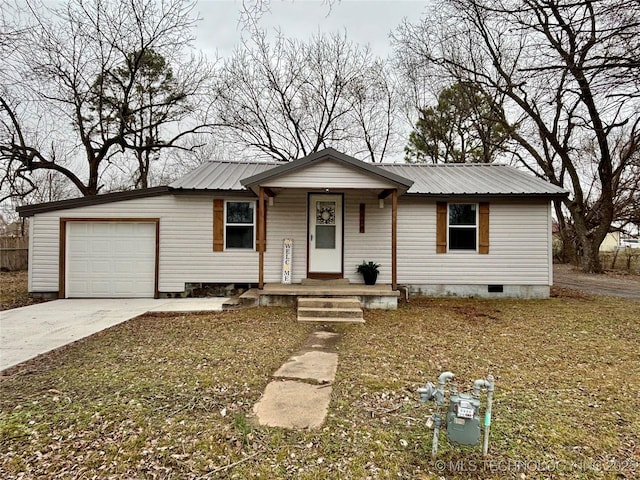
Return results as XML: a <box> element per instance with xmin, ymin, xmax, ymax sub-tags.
<box><xmin>378</xmin><ymin>163</ymin><xmax>568</xmax><ymax>196</ymax></box>
<box><xmin>168</xmin><ymin>159</ymin><xmax>567</xmax><ymax>197</ymax></box>
<box><xmin>169</xmin><ymin>160</ymin><xmax>278</xmax><ymax>191</ymax></box>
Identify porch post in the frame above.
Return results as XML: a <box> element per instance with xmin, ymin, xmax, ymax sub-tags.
<box><xmin>392</xmin><ymin>189</ymin><xmax>398</xmax><ymax>290</ymax></box>
<box><xmin>258</xmin><ymin>186</ymin><xmax>265</xmax><ymax>289</ymax></box>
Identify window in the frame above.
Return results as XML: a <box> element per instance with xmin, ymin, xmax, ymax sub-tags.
<box><xmin>315</xmin><ymin>201</ymin><xmax>336</xmax><ymax>249</ymax></box>
<box><xmin>437</xmin><ymin>202</ymin><xmax>489</xmax><ymax>254</ymax></box>
<box><xmin>448</xmin><ymin>203</ymin><xmax>477</xmax><ymax>250</ymax></box>
<box><xmin>225</xmin><ymin>201</ymin><xmax>255</xmax><ymax>249</ymax></box>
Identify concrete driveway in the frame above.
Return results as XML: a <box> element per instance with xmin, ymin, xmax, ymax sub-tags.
<box><xmin>0</xmin><ymin>298</ymin><xmax>228</xmax><ymax>372</ymax></box>
<box><xmin>553</xmin><ymin>264</ymin><xmax>640</xmax><ymax>299</ymax></box>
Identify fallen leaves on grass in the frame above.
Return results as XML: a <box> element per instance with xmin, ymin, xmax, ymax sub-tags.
<box><xmin>1</xmin><ymin>297</ymin><xmax>639</xmax><ymax>479</ymax></box>
<box><xmin>0</xmin><ymin>271</ymin><xmax>49</xmax><ymax>311</ymax></box>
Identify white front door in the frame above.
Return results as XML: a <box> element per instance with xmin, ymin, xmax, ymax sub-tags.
<box><xmin>308</xmin><ymin>194</ymin><xmax>343</xmax><ymax>275</ymax></box>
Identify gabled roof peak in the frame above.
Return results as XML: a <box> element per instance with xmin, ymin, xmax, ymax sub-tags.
<box><xmin>240</xmin><ymin>148</ymin><xmax>414</xmax><ymax>193</ymax></box>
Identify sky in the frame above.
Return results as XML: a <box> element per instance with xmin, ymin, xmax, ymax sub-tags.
<box><xmin>192</xmin><ymin>0</ymin><xmax>428</xmax><ymax>60</ymax></box>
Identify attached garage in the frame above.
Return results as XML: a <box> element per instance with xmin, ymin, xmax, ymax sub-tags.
<box><xmin>62</xmin><ymin>219</ymin><xmax>159</xmax><ymax>298</ymax></box>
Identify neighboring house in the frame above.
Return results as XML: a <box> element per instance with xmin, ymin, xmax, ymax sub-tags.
<box><xmin>620</xmin><ymin>237</ymin><xmax>640</xmax><ymax>249</ymax></box>
<box><xmin>600</xmin><ymin>232</ymin><xmax>621</xmax><ymax>252</ymax></box>
<box><xmin>17</xmin><ymin>148</ymin><xmax>567</xmax><ymax>302</ymax></box>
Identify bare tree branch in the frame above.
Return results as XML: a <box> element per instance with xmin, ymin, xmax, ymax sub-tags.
<box><xmin>393</xmin><ymin>0</ymin><xmax>640</xmax><ymax>272</ymax></box>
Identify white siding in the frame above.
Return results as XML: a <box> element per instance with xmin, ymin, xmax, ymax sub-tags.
<box><xmin>262</xmin><ymin>190</ymin><xmax>393</xmax><ymax>283</ymax></box>
<box><xmin>264</xmin><ymin>160</ymin><xmax>396</xmax><ymax>190</ymax></box>
<box><xmin>343</xmin><ymin>191</ymin><xmax>392</xmax><ymax>284</ymax></box>
<box><xmin>397</xmin><ymin>198</ymin><xmax>552</xmax><ymax>285</ymax></box>
<box><xmin>29</xmin><ymin>194</ymin><xmax>259</xmax><ymax>294</ymax></box>
<box><xmin>263</xmin><ymin>191</ymin><xmax>308</xmax><ymax>283</ymax></box>
<box><xmin>29</xmin><ymin>192</ymin><xmax>552</xmax><ymax>294</ymax></box>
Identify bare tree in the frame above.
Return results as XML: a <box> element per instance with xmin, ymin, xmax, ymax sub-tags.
<box><xmin>0</xmin><ymin>0</ymin><xmax>214</xmax><ymax>201</ymax></box>
<box><xmin>394</xmin><ymin>0</ymin><xmax>640</xmax><ymax>272</ymax></box>
<box><xmin>213</xmin><ymin>30</ymin><xmax>401</xmax><ymax>162</ymax></box>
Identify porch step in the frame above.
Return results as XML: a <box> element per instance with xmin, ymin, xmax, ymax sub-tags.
<box><xmin>224</xmin><ymin>288</ymin><xmax>259</xmax><ymax>309</ymax></box>
<box><xmin>301</xmin><ymin>278</ymin><xmax>351</xmax><ymax>286</ymax></box>
<box><xmin>298</xmin><ymin>297</ymin><xmax>361</xmax><ymax>309</ymax></box>
<box><xmin>297</xmin><ymin>297</ymin><xmax>364</xmax><ymax>324</ymax></box>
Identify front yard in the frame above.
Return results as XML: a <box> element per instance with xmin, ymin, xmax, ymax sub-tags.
<box><xmin>1</xmin><ymin>288</ymin><xmax>639</xmax><ymax>479</ymax></box>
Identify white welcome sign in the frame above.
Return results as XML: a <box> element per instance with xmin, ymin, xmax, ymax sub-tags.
<box><xmin>282</xmin><ymin>238</ymin><xmax>293</xmax><ymax>284</ymax></box>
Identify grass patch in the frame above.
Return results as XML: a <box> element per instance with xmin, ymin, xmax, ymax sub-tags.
<box><xmin>1</xmin><ymin>296</ymin><xmax>639</xmax><ymax>479</ymax></box>
<box><xmin>0</xmin><ymin>271</ymin><xmax>48</xmax><ymax>311</ymax></box>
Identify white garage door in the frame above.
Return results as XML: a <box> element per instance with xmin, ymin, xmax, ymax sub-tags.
<box><xmin>66</xmin><ymin>222</ymin><xmax>156</xmax><ymax>298</ymax></box>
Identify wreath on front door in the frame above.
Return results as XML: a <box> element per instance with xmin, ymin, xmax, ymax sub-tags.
<box><xmin>317</xmin><ymin>204</ymin><xmax>335</xmax><ymax>225</ymax></box>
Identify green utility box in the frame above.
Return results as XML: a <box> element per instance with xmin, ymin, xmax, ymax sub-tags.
<box><xmin>446</xmin><ymin>393</ymin><xmax>481</xmax><ymax>445</ymax></box>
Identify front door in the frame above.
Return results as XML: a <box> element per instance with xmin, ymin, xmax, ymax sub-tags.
<box><xmin>308</xmin><ymin>194</ymin><xmax>343</xmax><ymax>276</ymax></box>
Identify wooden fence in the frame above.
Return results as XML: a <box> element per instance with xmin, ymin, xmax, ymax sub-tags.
<box><xmin>0</xmin><ymin>237</ymin><xmax>29</xmax><ymax>271</ymax></box>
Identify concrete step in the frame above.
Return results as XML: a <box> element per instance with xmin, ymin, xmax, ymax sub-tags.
<box><xmin>301</xmin><ymin>278</ymin><xmax>351</xmax><ymax>286</ymax></box>
<box><xmin>296</xmin><ymin>296</ymin><xmax>364</xmax><ymax>323</ymax></box>
<box><xmin>222</xmin><ymin>297</ymin><xmax>242</xmax><ymax>310</ymax></box>
<box><xmin>297</xmin><ymin>316</ymin><xmax>365</xmax><ymax>324</ymax></box>
<box><xmin>298</xmin><ymin>296</ymin><xmax>361</xmax><ymax>309</ymax></box>
<box><xmin>224</xmin><ymin>289</ymin><xmax>259</xmax><ymax>310</ymax></box>
<box><xmin>297</xmin><ymin>307</ymin><xmax>363</xmax><ymax>319</ymax></box>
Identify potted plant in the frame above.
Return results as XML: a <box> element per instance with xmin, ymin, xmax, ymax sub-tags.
<box><xmin>356</xmin><ymin>260</ymin><xmax>380</xmax><ymax>285</ymax></box>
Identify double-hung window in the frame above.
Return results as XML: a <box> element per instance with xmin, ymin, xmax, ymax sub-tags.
<box><xmin>225</xmin><ymin>201</ymin><xmax>255</xmax><ymax>249</ymax></box>
<box><xmin>448</xmin><ymin>203</ymin><xmax>477</xmax><ymax>251</ymax></box>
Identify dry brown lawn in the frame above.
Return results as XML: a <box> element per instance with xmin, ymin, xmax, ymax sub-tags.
<box><xmin>1</xmin><ymin>290</ymin><xmax>638</xmax><ymax>479</ymax></box>
<box><xmin>0</xmin><ymin>271</ymin><xmax>49</xmax><ymax>311</ymax></box>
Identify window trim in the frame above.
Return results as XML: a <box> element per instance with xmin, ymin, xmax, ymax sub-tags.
<box><xmin>224</xmin><ymin>200</ymin><xmax>256</xmax><ymax>250</ymax></box>
<box><xmin>447</xmin><ymin>203</ymin><xmax>478</xmax><ymax>252</ymax></box>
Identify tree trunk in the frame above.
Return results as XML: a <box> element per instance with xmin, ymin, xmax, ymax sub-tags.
<box><xmin>580</xmin><ymin>239</ymin><xmax>602</xmax><ymax>273</ymax></box>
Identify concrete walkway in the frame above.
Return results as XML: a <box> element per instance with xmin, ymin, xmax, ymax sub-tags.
<box><xmin>0</xmin><ymin>298</ymin><xmax>229</xmax><ymax>372</ymax></box>
<box><xmin>252</xmin><ymin>330</ymin><xmax>340</xmax><ymax>429</ymax></box>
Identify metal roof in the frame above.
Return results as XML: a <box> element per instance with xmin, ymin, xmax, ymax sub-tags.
<box><xmin>169</xmin><ymin>160</ymin><xmax>278</xmax><ymax>191</ymax></box>
<box><xmin>19</xmin><ymin>157</ymin><xmax>567</xmax><ymax>217</ymax></box>
<box><xmin>378</xmin><ymin>163</ymin><xmax>568</xmax><ymax>197</ymax></box>
<box><xmin>170</xmin><ymin>159</ymin><xmax>567</xmax><ymax>197</ymax></box>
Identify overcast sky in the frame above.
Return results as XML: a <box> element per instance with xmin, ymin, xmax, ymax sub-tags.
<box><xmin>193</xmin><ymin>0</ymin><xmax>428</xmax><ymax>59</ymax></box>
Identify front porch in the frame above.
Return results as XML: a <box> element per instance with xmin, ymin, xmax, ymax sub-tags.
<box><xmin>238</xmin><ymin>280</ymin><xmax>400</xmax><ymax>310</ymax></box>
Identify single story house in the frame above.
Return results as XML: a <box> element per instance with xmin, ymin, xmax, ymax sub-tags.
<box><xmin>17</xmin><ymin>148</ymin><xmax>567</xmax><ymax>302</ymax></box>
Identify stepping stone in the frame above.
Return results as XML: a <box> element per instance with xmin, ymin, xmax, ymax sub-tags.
<box><xmin>252</xmin><ymin>380</ymin><xmax>333</xmax><ymax>429</ymax></box>
<box><xmin>273</xmin><ymin>350</ymin><xmax>338</xmax><ymax>384</ymax></box>
<box><xmin>252</xmin><ymin>329</ymin><xmax>341</xmax><ymax>429</ymax></box>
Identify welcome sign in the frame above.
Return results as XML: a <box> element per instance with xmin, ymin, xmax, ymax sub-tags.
<box><xmin>282</xmin><ymin>239</ymin><xmax>293</xmax><ymax>284</ymax></box>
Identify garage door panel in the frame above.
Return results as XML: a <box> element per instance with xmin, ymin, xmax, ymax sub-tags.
<box><xmin>91</xmin><ymin>240</ymin><xmax>111</xmax><ymax>253</ymax></box>
<box><xmin>69</xmin><ymin>239</ymin><xmax>88</xmax><ymax>253</ymax></box>
<box><xmin>66</xmin><ymin>221</ymin><xmax>156</xmax><ymax>298</ymax></box>
<box><xmin>90</xmin><ymin>261</ymin><xmax>111</xmax><ymax>274</ymax></box>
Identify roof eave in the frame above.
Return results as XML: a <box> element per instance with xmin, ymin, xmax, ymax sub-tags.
<box><xmin>16</xmin><ymin>186</ymin><xmax>171</xmax><ymax>217</ymax></box>
<box><xmin>170</xmin><ymin>187</ymin><xmax>256</xmax><ymax>197</ymax></box>
<box><xmin>404</xmin><ymin>191</ymin><xmax>569</xmax><ymax>199</ymax></box>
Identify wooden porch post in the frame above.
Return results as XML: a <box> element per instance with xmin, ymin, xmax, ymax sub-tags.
<box><xmin>392</xmin><ymin>189</ymin><xmax>397</xmax><ymax>290</ymax></box>
<box><xmin>258</xmin><ymin>187</ymin><xmax>265</xmax><ymax>289</ymax></box>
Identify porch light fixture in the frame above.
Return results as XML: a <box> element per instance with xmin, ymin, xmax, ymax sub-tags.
<box><xmin>268</xmin><ymin>196</ymin><xmax>274</xmax><ymax>206</ymax></box>
<box><xmin>379</xmin><ymin>198</ymin><xmax>384</xmax><ymax>209</ymax></box>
